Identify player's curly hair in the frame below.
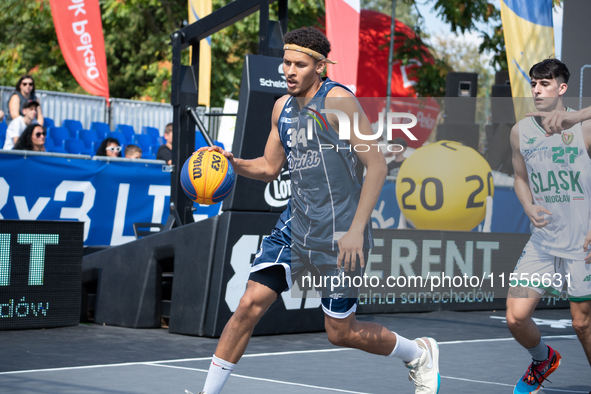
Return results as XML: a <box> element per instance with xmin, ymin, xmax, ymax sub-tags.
<box><xmin>284</xmin><ymin>27</ymin><xmax>331</xmax><ymax>58</ymax></box>
<box><xmin>530</xmin><ymin>58</ymin><xmax>570</xmax><ymax>84</ymax></box>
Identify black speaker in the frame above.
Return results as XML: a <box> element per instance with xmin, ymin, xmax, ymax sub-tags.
<box><xmin>444</xmin><ymin>72</ymin><xmax>478</xmax><ymax>124</ymax></box>
<box><xmin>490</xmin><ymin>85</ymin><xmax>516</xmax><ymax>124</ymax></box>
<box><xmin>495</xmin><ymin>70</ymin><xmax>510</xmax><ymax>86</ymax></box>
<box><xmin>83</xmin><ymin>218</ymin><xmax>218</xmax><ymax>330</ymax></box>
<box><xmin>485</xmin><ymin>122</ymin><xmax>513</xmax><ymax>175</ymax></box>
<box><xmin>436</xmin><ymin>123</ymin><xmax>480</xmax><ymax>151</ymax></box>
<box><xmin>222</xmin><ymin>55</ymin><xmax>290</xmax><ymax>212</ymax></box>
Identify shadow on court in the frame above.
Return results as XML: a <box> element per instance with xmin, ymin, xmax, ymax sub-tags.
<box><xmin>1</xmin><ymin>309</ymin><xmax>589</xmax><ymax>393</ymax></box>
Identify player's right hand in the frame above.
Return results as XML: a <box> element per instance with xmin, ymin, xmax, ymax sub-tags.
<box><xmin>525</xmin><ymin>205</ymin><xmax>552</xmax><ymax>228</ymax></box>
<box><xmin>195</xmin><ymin>146</ymin><xmax>235</xmax><ymax>164</ymax></box>
<box><xmin>526</xmin><ymin>110</ymin><xmax>581</xmax><ymax>136</ymax></box>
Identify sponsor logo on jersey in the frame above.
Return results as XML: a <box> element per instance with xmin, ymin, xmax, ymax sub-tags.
<box><xmin>287</xmin><ymin>150</ymin><xmax>321</xmax><ymax>172</ymax></box>
<box><xmin>280</xmin><ymin>116</ymin><xmax>297</xmax><ymax>124</ymax></box>
<box><xmin>530</xmin><ymin>170</ymin><xmax>583</xmax><ymax>195</ymax></box>
<box><xmin>584</xmin><ymin>274</ymin><xmax>591</xmax><ymax>282</ymax></box>
<box><xmin>562</xmin><ymin>132</ymin><xmax>574</xmax><ymax>145</ymax></box>
<box><xmin>523</xmin><ymin>146</ymin><xmax>549</xmax><ymax>156</ymax></box>
<box><xmin>526</xmin><ymin>137</ymin><xmax>537</xmax><ymax>144</ymax></box>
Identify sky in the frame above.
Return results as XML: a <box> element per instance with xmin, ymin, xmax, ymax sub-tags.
<box><xmin>414</xmin><ymin>0</ymin><xmax>564</xmax><ymax>60</ymax></box>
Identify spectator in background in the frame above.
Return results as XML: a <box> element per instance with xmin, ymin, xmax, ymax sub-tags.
<box><xmin>156</xmin><ymin>122</ymin><xmax>172</xmax><ymax>165</ymax></box>
<box><xmin>0</xmin><ymin>110</ymin><xmax>4</xmax><ymax>122</ymax></box>
<box><xmin>7</xmin><ymin>75</ymin><xmax>44</xmax><ymax>126</ymax></box>
<box><xmin>125</xmin><ymin>144</ymin><xmax>142</xmax><ymax>159</ymax></box>
<box><xmin>3</xmin><ymin>99</ymin><xmax>39</xmax><ymax>150</ymax></box>
<box><xmin>386</xmin><ymin>137</ymin><xmax>407</xmax><ymax>178</ymax></box>
<box><xmin>96</xmin><ymin>137</ymin><xmax>121</xmax><ymax>157</ymax></box>
<box><xmin>14</xmin><ymin>124</ymin><xmax>46</xmax><ymax>152</ymax></box>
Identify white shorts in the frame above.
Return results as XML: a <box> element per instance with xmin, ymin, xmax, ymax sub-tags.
<box><xmin>513</xmin><ymin>241</ymin><xmax>591</xmax><ymax>301</ymax></box>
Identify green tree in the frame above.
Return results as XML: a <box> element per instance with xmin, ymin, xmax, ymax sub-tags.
<box><xmin>360</xmin><ymin>0</ymin><xmax>418</xmax><ymax>27</ymax></box>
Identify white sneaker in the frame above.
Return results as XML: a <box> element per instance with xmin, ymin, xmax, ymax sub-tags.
<box><xmin>404</xmin><ymin>337</ymin><xmax>440</xmax><ymax>394</ymax></box>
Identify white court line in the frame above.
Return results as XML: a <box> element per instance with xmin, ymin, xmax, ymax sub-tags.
<box><xmin>0</xmin><ymin>334</ymin><xmax>578</xmax><ymax>376</ymax></box>
<box><xmin>147</xmin><ymin>363</ymin><xmax>373</xmax><ymax>394</ymax></box>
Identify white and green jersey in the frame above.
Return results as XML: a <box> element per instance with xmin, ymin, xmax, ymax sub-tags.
<box><xmin>519</xmin><ymin>108</ymin><xmax>591</xmax><ymax>260</ymax></box>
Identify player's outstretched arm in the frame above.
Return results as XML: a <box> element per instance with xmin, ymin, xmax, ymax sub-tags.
<box><xmin>326</xmin><ymin>88</ymin><xmax>387</xmax><ymax>272</ymax></box>
<box><xmin>198</xmin><ymin>96</ymin><xmax>289</xmax><ymax>183</ymax></box>
<box><xmin>511</xmin><ymin>124</ymin><xmax>552</xmax><ymax>228</ymax></box>
<box><xmin>526</xmin><ymin>105</ymin><xmax>591</xmax><ymax>136</ymax></box>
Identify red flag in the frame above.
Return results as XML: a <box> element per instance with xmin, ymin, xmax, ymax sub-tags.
<box><xmin>326</xmin><ymin>0</ymin><xmax>360</xmax><ymax>93</ymax></box>
<box><xmin>50</xmin><ymin>0</ymin><xmax>109</xmax><ymax>100</ymax></box>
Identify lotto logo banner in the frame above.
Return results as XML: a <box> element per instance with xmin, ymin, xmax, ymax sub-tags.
<box><xmin>49</xmin><ymin>0</ymin><xmax>110</xmax><ymax>99</ymax></box>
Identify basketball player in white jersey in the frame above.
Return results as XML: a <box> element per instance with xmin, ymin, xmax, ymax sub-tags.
<box><xmin>508</xmin><ymin>58</ymin><xmax>591</xmax><ymax>394</ymax></box>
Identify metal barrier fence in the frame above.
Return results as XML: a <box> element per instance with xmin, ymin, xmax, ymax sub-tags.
<box><xmin>1</xmin><ymin>86</ymin><xmax>106</xmax><ymax>129</ymax></box>
<box><xmin>0</xmin><ymin>86</ymin><xmax>223</xmax><ymax>139</ymax></box>
<box><xmin>109</xmin><ymin>98</ymin><xmax>173</xmax><ymax>136</ymax></box>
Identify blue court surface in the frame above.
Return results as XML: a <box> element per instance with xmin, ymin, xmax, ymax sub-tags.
<box><xmin>1</xmin><ymin>309</ymin><xmax>589</xmax><ymax>393</ymax></box>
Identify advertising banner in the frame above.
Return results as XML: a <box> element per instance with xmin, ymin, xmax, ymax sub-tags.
<box><xmin>50</xmin><ymin>0</ymin><xmax>110</xmax><ymax>99</ymax></box>
<box><xmin>326</xmin><ymin>0</ymin><xmax>360</xmax><ymax>92</ymax></box>
<box><xmin>0</xmin><ymin>153</ymin><xmax>220</xmax><ymax>246</ymax></box>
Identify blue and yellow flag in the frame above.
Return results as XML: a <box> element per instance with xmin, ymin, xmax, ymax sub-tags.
<box><xmin>500</xmin><ymin>0</ymin><xmax>555</xmax><ymax>119</ymax></box>
<box><xmin>189</xmin><ymin>0</ymin><xmax>212</xmax><ymax>107</ymax></box>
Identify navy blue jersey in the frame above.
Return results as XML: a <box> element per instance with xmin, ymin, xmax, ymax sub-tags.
<box><xmin>276</xmin><ymin>77</ymin><xmax>373</xmax><ymax>250</ymax></box>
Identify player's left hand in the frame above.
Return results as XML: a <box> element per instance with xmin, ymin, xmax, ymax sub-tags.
<box><xmin>526</xmin><ymin>110</ymin><xmax>581</xmax><ymax>136</ymax></box>
<box><xmin>337</xmin><ymin>230</ymin><xmax>365</xmax><ymax>272</ymax></box>
<box><xmin>583</xmin><ymin>230</ymin><xmax>591</xmax><ymax>264</ymax></box>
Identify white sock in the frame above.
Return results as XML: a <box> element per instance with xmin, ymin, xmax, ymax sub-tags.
<box><xmin>202</xmin><ymin>355</ymin><xmax>236</xmax><ymax>394</ymax></box>
<box><xmin>388</xmin><ymin>333</ymin><xmax>423</xmax><ymax>362</ymax></box>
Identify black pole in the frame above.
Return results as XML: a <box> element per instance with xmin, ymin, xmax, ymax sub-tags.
<box><xmin>187</xmin><ymin>106</ymin><xmax>214</xmax><ymax>147</ymax></box>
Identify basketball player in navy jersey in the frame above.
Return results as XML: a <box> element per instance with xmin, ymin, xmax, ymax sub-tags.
<box><xmin>188</xmin><ymin>27</ymin><xmax>440</xmax><ymax>394</ymax></box>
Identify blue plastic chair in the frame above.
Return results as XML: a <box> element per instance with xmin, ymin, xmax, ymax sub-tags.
<box><xmin>0</xmin><ymin>123</ymin><xmax>7</xmax><ymax>146</ymax></box>
<box><xmin>48</xmin><ymin>127</ymin><xmax>70</xmax><ymax>146</ymax></box>
<box><xmin>44</xmin><ymin>137</ymin><xmax>67</xmax><ymax>153</ymax></box>
<box><xmin>142</xmin><ymin>126</ymin><xmax>161</xmax><ymax>144</ymax></box>
<box><xmin>142</xmin><ymin>152</ymin><xmax>156</xmax><ymax>160</ymax></box>
<box><xmin>115</xmin><ymin>124</ymin><xmax>135</xmax><ymax>143</ymax></box>
<box><xmin>64</xmin><ymin>138</ymin><xmax>88</xmax><ymax>154</ymax></box>
<box><xmin>133</xmin><ymin>134</ymin><xmax>152</xmax><ymax>152</ymax></box>
<box><xmin>90</xmin><ymin>122</ymin><xmax>110</xmax><ymax>140</ymax></box>
<box><xmin>43</xmin><ymin>117</ymin><xmax>55</xmax><ymax>129</ymax></box>
<box><xmin>79</xmin><ymin>129</ymin><xmax>100</xmax><ymax>149</ymax></box>
<box><xmin>195</xmin><ymin>131</ymin><xmax>225</xmax><ymax>150</ymax></box>
<box><xmin>107</xmin><ymin>132</ymin><xmax>126</xmax><ymax>146</ymax></box>
<box><xmin>150</xmin><ymin>145</ymin><xmax>161</xmax><ymax>156</ymax></box>
<box><xmin>63</xmin><ymin>119</ymin><xmax>83</xmax><ymax>138</ymax></box>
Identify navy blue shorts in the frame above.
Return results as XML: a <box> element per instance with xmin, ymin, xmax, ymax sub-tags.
<box><xmin>249</xmin><ymin>228</ymin><xmax>367</xmax><ymax>319</ymax></box>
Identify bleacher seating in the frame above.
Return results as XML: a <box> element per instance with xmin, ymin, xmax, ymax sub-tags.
<box><xmin>195</xmin><ymin>131</ymin><xmax>225</xmax><ymax>151</ymax></box>
<box><xmin>90</xmin><ymin>122</ymin><xmax>110</xmax><ymax>140</ymax></box>
<box><xmin>48</xmin><ymin>127</ymin><xmax>70</xmax><ymax>147</ymax></box>
<box><xmin>43</xmin><ymin>117</ymin><xmax>55</xmax><ymax>129</ymax></box>
<box><xmin>0</xmin><ymin>122</ymin><xmax>6</xmax><ymax>148</ymax></box>
<box><xmin>115</xmin><ymin>124</ymin><xmax>135</xmax><ymax>143</ymax></box>
<box><xmin>141</xmin><ymin>126</ymin><xmax>160</xmax><ymax>144</ymax></box>
<box><xmin>0</xmin><ymin>115</ymin><xmax>170</xmax><ymax>159</ymax></box>
<box><xmin>63</xmin><ymin>119</ymin><xmax>83</xmax><ymax>138</ymax></box>
<box><xmin>150</xmin><ymin>145</ymin><xmax>161</xmax><ymax>157</ymax></box>
<box><xmin>64</xmin><ymin>138</ymin><xmax>93</xmax><ymax>155</ymax></box>
<box><xmin>133</xmin><ymin>134</ymin><xmax>152</xmax><ymax>152</ymax></box>
<box><xmin>107</xmin><ymin>131</ymin><xmax>126</xmax><ymax>146</ymax></box>
<box><xmin>44</xmin><ymin>137</ymin><xmax>67</xmax><ymax>154</ymax></box>
<box><xmin>79</xmin><ymin>129</ymin><xmax>100</xmax><ymax>149</ymax></box>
